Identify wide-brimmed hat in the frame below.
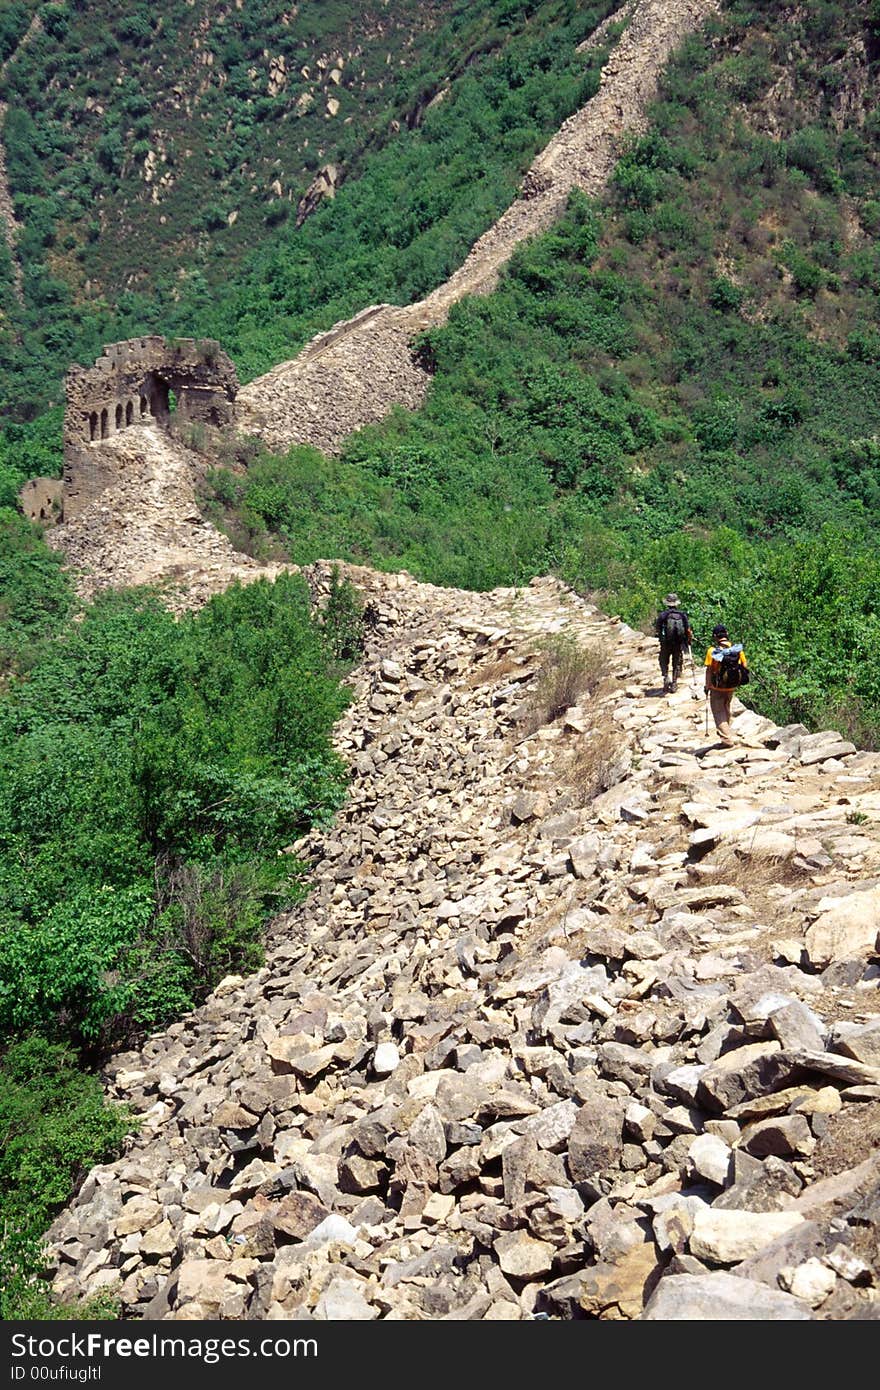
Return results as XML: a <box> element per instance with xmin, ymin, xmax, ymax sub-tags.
<box><xmin>665</xmin><ymin>593</ymin><xmax>679</xmax><ymax>606</ymax></box>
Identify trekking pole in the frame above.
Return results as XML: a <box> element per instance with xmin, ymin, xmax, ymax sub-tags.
<box><xmin>705</xmin><ymin>691</ymin><xmax>709</xmax><ymax>739</ymax></box>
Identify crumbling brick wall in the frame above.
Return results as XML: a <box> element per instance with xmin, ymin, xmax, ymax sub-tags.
<box><xmin>63</xmin><ymin>336</ymin><xmax>238</xmax><ymax>518</ymax></box>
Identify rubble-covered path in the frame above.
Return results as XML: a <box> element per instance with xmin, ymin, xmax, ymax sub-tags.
<box><xmin>46</xmin><ymin>566</ymin><xmax>880</xmax><ymax>1320</ymax></box>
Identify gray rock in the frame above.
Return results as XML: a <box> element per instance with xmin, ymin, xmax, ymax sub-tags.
<box><xmin>657</xmin><ymin>1064</ymin><xmax>707</xmax><ymax>1105</ymax></box>
<box><xmin>687</xmin><ymin>1133</ymin><xmax>733</xmax><ymax>1187</ymax></box>
<box><xmin>502</xmin><ymin>1135</ymin><xmax>539</xmax><ymax>1206</ymax></box>
<box><xmin>494</xmin><ymin>1230</ymin><xmax>555</xmax><ymax>1278</ymax></box>
<box><xmin>768</xmin><ymin>1003</ymin><xmax>826</xmax><ymax>1054</ymax></box>
<box><xmin>831</xmin><ymin>1021</ymin><xmax>880</xmax><ymax>1068</ymax></box>
<box><xmin>741</xmin><ymin>1114</ymin><xmax>815</xmax><ymax>1160</ymax></box>
<box><xmin>517</xmin><ymin>1099</ymin><xmax>578</xmax><ymax>1151</ymax></box>
<box><xmin>642</xmin><ymin>1272</ymin><xmax>811</xmax><ymax>1320</ymax></box>
<box><xmin>697</xmin><ymin>1044</ymin><xmax>798</xmax><ymax>1114</ymax></box>
<box><xmin>407</xmin><ymin>1104</ymin><xmax>447</xmax><ymax>1163</ymax></box>
<box><xmin>714</xmin><ymin>1155</ymin><xmax>803</xmax><ymax>1213</ymax></box>
<box><xmin>314</xmin><ymin>1276</ymin><xmax>377</xmax><ymax>1320</ymax></box>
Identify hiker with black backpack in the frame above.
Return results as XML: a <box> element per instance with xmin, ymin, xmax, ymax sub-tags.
<box><xmin>654</xmin><ymin>593</ymin><xmax>693</xmax><ymax>694</ymax></box>
<box><xmin>704</xmin><ymin>623</ymin><xmax>749</xmax><ymax>746</ymax></box>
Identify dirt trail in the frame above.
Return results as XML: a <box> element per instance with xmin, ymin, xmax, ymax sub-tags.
<box><xmin>237</xmin><ymin>0</ymin><xmax>719</xmax><ymax>456</ymax></box>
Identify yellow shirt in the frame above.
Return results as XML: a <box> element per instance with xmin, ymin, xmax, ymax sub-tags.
<box><xmin>704</xmin><ymin>644</ymin><xmax>748</xmax><ymax>692</ymax></box>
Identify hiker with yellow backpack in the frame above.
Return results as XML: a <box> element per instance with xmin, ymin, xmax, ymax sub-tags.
<box><xmin>704</xmin><ymin>623</ymin><xmax>749</xmax><ymax>746</ymax></box>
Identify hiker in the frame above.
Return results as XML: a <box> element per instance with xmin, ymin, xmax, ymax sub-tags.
<box><xmin>704</xmin><ymin>623</ymin><xmax>749</xmax><ymax>746</ymax></box>
<box><xmin>654</xmin><ymin>593</ymin><xmax>693</xmax><ymax>694</ymax></box>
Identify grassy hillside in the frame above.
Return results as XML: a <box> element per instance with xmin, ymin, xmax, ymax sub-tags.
<box><xmin>0</xmin><ymin>0</ymin><xmax>490</xmax><ymax>299</ymax></box>
<box><xmin>0</xmin><ymin>0</ymin><xmax>619</xmax><ymax>419</ymax></box>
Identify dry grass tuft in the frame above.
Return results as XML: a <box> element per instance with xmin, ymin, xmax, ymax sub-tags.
<box><xmin>699</xmin><ymin>844</ymin><xmax>806</xmax><ymax>891</ymax></box>
<box><xmin>467</xmin><ymin>652</ymin><xmax>528</xmax><ymax>688</ymax></box>
<box><xmin>521</xmin><ymin>634</ymin><xmax>612</xmax><ymax>735</ymax></box>
<box><xmin>566</xmin><ymin>715</ymin><xmax>627</xmax><ymax>807</ymax></box>
<box><xmin>693</xmin><ymin>843</ymin><xmax>810</xmax><ymax>930</ymax></box>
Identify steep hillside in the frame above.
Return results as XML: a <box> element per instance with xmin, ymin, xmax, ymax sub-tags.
<box><xmin>235</xmin><ymin>0</ymin><xmax>720</xmax><ymax>452</ymax></box>
<box><xmin>48</xmin><ymin>0</ymin><xmax>718</xmax><ymax>594</ymax></box>
<box><xmin>0</xmin><ymin>0</ymin><xmax>622</xmax><ymax>418</ymax></box>
<box><xmin>0</xmin><ymin>0</ymin><xmax>507</xmax><ymax>297</ymax></box>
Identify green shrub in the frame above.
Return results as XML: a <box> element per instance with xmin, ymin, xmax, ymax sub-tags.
<box><xmin>318</xmin><ymin>566</ymin><xmax>366</xmax><ymax>663</ymax></box>
<box><xmin>785</xmin><ymin>126</ymin><xmax>843</xmax><ymax>195</ymax></box>
<box><xmin>781</xmin><ymin>242</ymin><xmax>825</xmax><ymax>296</ymax></box>
<box><xmin>0</xmin><ymin>574</ymin><xmax>349</xmax><ymax>1051</ymax></box>
<box><xmin>709</xmin><ymin>275</ymin><xmax>744</xmax><ymax>311</ymax></box>
<box><xmin>0</xmin><ymin>1036</ymin><xmax>132</xmax><ymax>1317</ymax></box>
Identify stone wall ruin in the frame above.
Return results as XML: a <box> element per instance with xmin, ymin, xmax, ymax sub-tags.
<box><xmin>62</xmin><ymin>336</ymin><xmax>238</xmax><ymax>518</ymax></box>
<box><xmin>19</xmin><ymin>475</ymin><xmax>63</xmax><ymax>526</ymax></box>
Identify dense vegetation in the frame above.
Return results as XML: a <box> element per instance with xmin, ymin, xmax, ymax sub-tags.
<box><xmin>0</xmin><ymin>1036</ymin><xmax>131</xmax><ymax>1319</ymax></box>
<box><xmin>0</xmin><ymin>543</ymin><xmax>360</xmax><ymax>1311</ymax></box>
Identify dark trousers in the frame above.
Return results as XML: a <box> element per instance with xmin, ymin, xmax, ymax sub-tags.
<box><xmin>659</xmin><ymin>640</ymin><xmax>685</xmax><ymax>683</ymax></box>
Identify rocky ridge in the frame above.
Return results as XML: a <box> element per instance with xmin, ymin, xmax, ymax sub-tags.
<box><xmin>235</xmin><ymin>0</ymin><xmax>720</xmax><ymax>456</ymax></box>
<box><xmin>45</xmin><ymin>564</ymin><xmax>880</xmax><ymax>1321</ymax></box>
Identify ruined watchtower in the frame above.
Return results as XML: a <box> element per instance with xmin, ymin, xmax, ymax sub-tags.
<box><xmin>62</xmin><ymin>336</ymin><xmax>239</xmax><ymax>518</ymax></box>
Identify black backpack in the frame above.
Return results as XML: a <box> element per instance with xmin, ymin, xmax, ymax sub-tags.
<box><xmin>663</xmin><ymin>610</ymin><xmax>688</xmax><ymax>646</ymax></box>
<box><xmin>713</xmin><ymin>644</ymin><xmax>749</xmax><ymax>689</ymax></box>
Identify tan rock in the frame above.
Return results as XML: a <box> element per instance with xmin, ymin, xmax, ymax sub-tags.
<box><xmin>115</xmin><ymin>1199</ymin><xmax>163</xmax><ymax>1237</ymax></box>
<box><xmin>422</xmin><ymin>1192</ymin><xmax>455</xmax><ymax>1224</ymax></box>
<box><xmin>804</xmin><ymin>887</ymin><xmax>880</xmax><ymax>968</ymax></box>
<box><xmin>690</xmin><ymin>1208</ymin><xmax>805</xmax><ymax>1265</ymax></box>
<box><xmin>139</xmin><ymin>1220</ymin><xmax>177</xmax><ymax>1258</ymax></box>
<box><xmin>577</xmin><ymin>1242</ymin><xmax>661</xmax><ymax>1319</ymax></box>
<box><xmin>494</xmin><ymin>1230</ymin><xmax>555</xmax><ymax>1278</ymax></box>
<box><xmin>792</xmin><ymin>1086</ymin><xmax>841</xmax><ymax>1116</ymax></box>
